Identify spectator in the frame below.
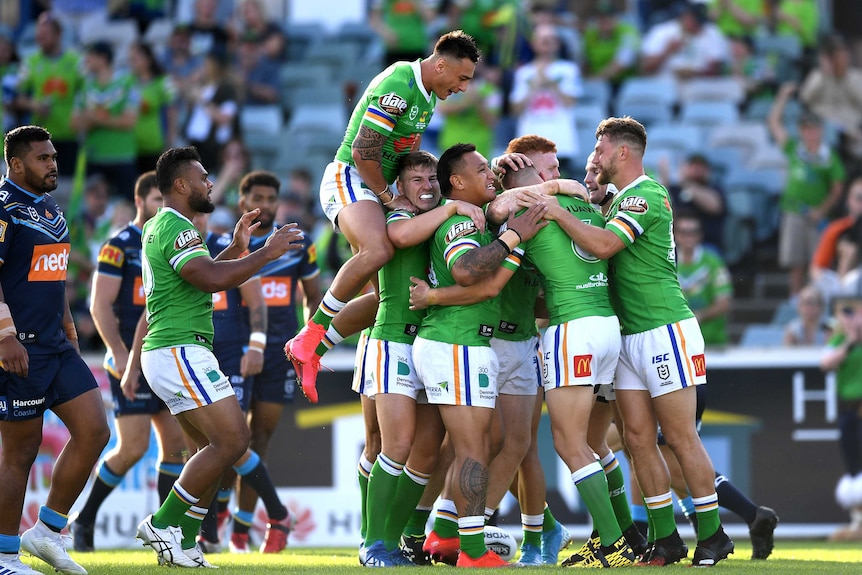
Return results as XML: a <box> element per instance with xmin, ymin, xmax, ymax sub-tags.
<box><xmin>674</xmin><ymin>210</ymin><xmax>733</xmax><ymax>346</ymax></box>
<box><xmin>209</xmin><ymin>137</ymin><xmax>249</xmax><ymax>207</ymax></box>
<box><xmin>581</xmin><ymin>0</ymin><xmax>640</xmax><ymax>89</ymax></box>
<box><xmin>161</xmin><ymin>25</ymin><xmax>204</xmax><ymax>102</ymax></box>
<box><xmin>70</xmin><ymin>41</ymin><xmax>140</xmax><ymax>201</ymax></box>
<box><xmin>0</xmin><ymin>31</ymin><xmax>20</xmax><ymax>133</ymax></box>
<box><xmin>510</xmin><ymin>23</ymin><xmax>582</xmax><ymax>177</ymax></box>
<box><xmin>230</xmin><ymin>0</ymin><xmax>286</xmax><ymax>62</ymax></box>
<box><xmin>128</xmin><ymin>41</ymin><xmax>178</xmax><ymax>175</ymax></box>
<box><xmin>17</xmin><ymin>12</ymin><xmax>85</xmax><ymax>178</ymax></box>
<box><xmin>640</xmin><ymin>1</ymin><xmax>730</xmax><ymax>78</ymax></box>
<box><xmin>444</xmin><ymin>0</ymin><xmax>511</xmax><ymax>64</ymax></box>
<box><xmin>181</xmin><ymin>49</ymin><xmax>239</xmax><ymax>172</ymax></box>
<box><xmin>436</xmin><ymin>61</ymin><xmax>501</xmax><ymax>158</ymax></box>
<box><xmin>769</xmin><ymin>0</ymin><xmax>819</xmax><ymax>56</ymax></box>
<box><xmin>811</xmin><ymin>178</ymin><xmax>862</xmax><ymax>295</ymax></box>
<box><xmin>235</xmin><ymin>33</ymin><xmax>280</xmax><ymax>106</ymax></box>
<box><xmin>283</xmin><ymin>166</ymin><xmax>323</xmax><ymax>229</ymax></box>
<box><xmin>799</xmin><ymin>34</ymin><xmax>862</xmax><ymax>162</ymax></box>
<box><xmin>710</xmin><ymin>0</ymin><xmax>766</xmax><ymax>39</ymax></box>
<box><xmin>726</xmin><ymin>34</ymin><xmax>776</xmax><ymax>104</ymax></box>
<box><xmin>187</xmin><ymin>0</ymin><xmax>231</xmax><ymax>59</ymax></box>
<box><xmin>768</xmin><ymin>82</ymin><xmax>846</xmax><ymax>297</ymax></box>
<box><xmin>820</xmin><ymin>290</ymin><xmax>862</xmax><ymax>541</ymax></box>
<box><xmin>661</xmin><ymin>152</ymin><xmax>726</xmax><ymax>251</ymax></box>
<box><xmin>369</xmin><ymin>0</ymin><xmax>436</xmax><ymax>66</ymax></box>
<box><xmin>784</xmin><ymin>284</ymin><xmax>832</xmax><ymax>345</ymax></box>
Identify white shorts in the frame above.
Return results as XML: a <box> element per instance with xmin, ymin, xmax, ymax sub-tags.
<box><xmin>491</xmin><ymin>337</ymin><xmax>542</xmax><ymax>396</ymax></box>
<box><xmin>413</xmin><ymin>337</ymin><xmax>499</xmax><ymax>408</ymax></box>
<box><xmin>319</xmin><ymin>160</ymin><xmax>386</xmax><ymax>227</ymax></box>
<box><xmin>352</xmin><ymin>330</ymin><xmax>370</xmax><ymax>395</ymax></box>
<box><xmin>542</xmin><ymin>315</ymin><xmax>621</xmax><ymax>391</ymax></box>
<box><xmin>615</xmin><ymin>317</ymin><xmax>707</xmax><ymax>398</ymax></box>
<box><xmin>364</xmin><ymin>339</ymin><xmax>427</xmax><ymax>402</ymax></box>
<box><xmin>141</xmin><ymin>345</ymin><xmax>235</xmax><ymax>415</ymax></box>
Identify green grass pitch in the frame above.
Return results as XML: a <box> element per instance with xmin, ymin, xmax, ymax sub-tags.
<box><xmin>19</xmin><ymin>540</ymin><xmax>862</xmax><ymax>573</ymax></box>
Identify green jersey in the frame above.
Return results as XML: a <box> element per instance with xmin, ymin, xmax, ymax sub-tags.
<box><xmin>780</xmin><ymin>138</ymin><xmax>845</xmax><ymax>214</ymax></box>
<box><xmin>828</xmin><ymin>332</ymin><xmax>862</xmax><ymax>401</ymax></box>
<box><xmin>75</xmin><ymin>72</ymin><xmax>139</xmax><ymax>163</ymax></box>
<box><xmin>18</xmin><ymin>49</ymin><xmax>84</xmax><ymax>141</ymax></box>
<box><xmin>524</xmin><ymin>196</ymin><xmax>615</xmax><ymax>326</ymax></box>
<box><xmin>605</xmin><ymin>176</ymin><xmax>693</xmax><ymax>335</ymax></box>
<box><xmin>371</xmin><ymin>209</ymin><xmax>428</xmax><ymax>344</ymax></box>
<box><xmin>496</xmin><ymin>261</ymin><xmax>540</xmax><ymax>342</ymax></box>
<box><xmin>334</xmin><ymin>60</ymin><xmax>436</xmax><ymax>184</ymax></box>
<box><xmin>373</xmin><ymin>0</ymin><xmax>430</xmax><ymax>54</ymax></box>
<box><xmin>419</xmin><ymin>214</ymin><xmax>517</xmax><ymax>346</ymax></box>
<box><xmin>135</xmin><ymin>75</ymin><xmax>176</xmax><ymax>154</ymax></box>
<box><xmin>677</xmin><ymin>246</ymin><xmax>732</xmax><ymax>345</ymax></box>
<box><xmin>141</xmin><ymin>208</ymin><xmax>213</xmax><ymax>351</ymax></box>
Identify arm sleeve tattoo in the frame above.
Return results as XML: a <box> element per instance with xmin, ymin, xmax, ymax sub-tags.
<box><xmin>353</xmin><ymin>125</ymin><xmax>387</xmax><ymax>162</ymax></box>
<box><xmin>455</xmin><ymin>241</ymin><xmax>509</xmax><ymax>282</ymax></box>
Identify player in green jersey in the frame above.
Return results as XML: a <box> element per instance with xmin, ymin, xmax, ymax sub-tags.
<box><xmin>285</xmin><ymin>31</ymin><xmax>481</xmax><ymax>403</ymax></box>
<box><xmin>121</xmin><ymin>147</ymin><xmax>304</xmax><ymax>568</ymax></box>
<box><xmin>518</xmin><ymin>117</ymin><xmax>733</xmax><ymax>567</ymax></box>
<box><xmin>414</xmin><ymin>143</ymin><xmax>548</xmax><ymax>568</ymax></box>
<box><xmin>361</xmin><ymin>150</ymin><xmax>487</xmax><ymax>567</ymax></box>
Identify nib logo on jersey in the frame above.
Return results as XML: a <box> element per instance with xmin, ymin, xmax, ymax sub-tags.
<box><xmin>576</xmin><ymin>272</ymin><xmax>609</xmax><ymax>290</ymax></box>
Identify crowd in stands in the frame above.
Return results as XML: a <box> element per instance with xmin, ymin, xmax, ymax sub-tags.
<box><xmin>1</xmin><ymin>0</ymin><xmax>861</xmax><ymax>349</ymax></box>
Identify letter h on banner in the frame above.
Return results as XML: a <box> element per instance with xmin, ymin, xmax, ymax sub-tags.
<box><xmin>792</xmin><ymin>371</ymin><xmax>838</xmax><ymax>442</ymax></box>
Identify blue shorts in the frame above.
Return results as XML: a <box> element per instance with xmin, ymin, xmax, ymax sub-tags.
<box><xmin>0</xmin><ymin>349</ymin><xmax>98</xmax><ymax>421</ymax></box>
<box><xmin>110</xmin><ymin>372</ymin><xmax>168</xmax><ymax>417</ymax></box>
<box><xmin>213</xmin><ymin>342</ymin><xmax>254</xmax><ymax>411</ymax></box>
<box><xmin>252</xmin><ymin>344</ymin><xmax>296</xmax><ymax>404</ymax></box>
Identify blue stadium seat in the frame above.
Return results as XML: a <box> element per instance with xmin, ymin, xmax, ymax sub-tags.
<box><xmin>579</xmin><ymin>78</ymin><xmax>613</xmax><ymax>110</ymax></box>
<box><xmin>573</xmin><ymin>103</ymin><xmax>608</xmax><ymax>133</ymax></box>
<box><xmin>739</xmin><ymin>324</ymin><xmax>786</xmax><ymax>347</ymax></box>
<box><xmin>646</xmin><ymin>123</ymin><xmax>703</xmax><ymax>155</ymax></box>
<box><xmin>679</xmin><ymin>77</ymin><xmax>746</xmax><ymax>105</ymax></box>
<box><xmin>615</xmin><ymin>100</ymin><xmax>674</xmax><ymax>127</ymax></box>
<box><xmin>709</xmin><ymin>122</ymin><xmax>770</xmax><ymax>155</ymax></box>
<box><xmin>679</xmin><ymin>100</ymin><xmax>740</xmax><ymax>128</ymax></box>
<box><xmin>617</xmin><ymin>75</ymin><xmax>679</xmax><ymax>106</ymax></box>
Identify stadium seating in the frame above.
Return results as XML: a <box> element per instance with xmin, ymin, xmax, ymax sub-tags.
<box><xmin>579</xmin><ymin>78</ymin><xmax>613</xmax><ymax>110</ymax></box>
<box><xmin>739</xmin><ymin>324</ymin><xmax>786</xmax><ymax>347</ymax></box>
<box><xmin>616</xmin><ymin>75</ymin><xmax>679</xmax><ymax>107</ymax></box>
<box><xmin>646</xmin><ymin>123</ymin><xmax>703</xmax><ymax>155</ymax></box>
<box><xmin>615</xmin><ymin>100</ymin><xmax>674</xmax><ymax>127</ymax></box>
<box><xmin>679</xmin><ymin>100</ymin><xmax>740</xmax><ymax>128</ymax></box>
<box><xmin>709</xmin><ymin>122</ymin><xmax>771</xmax><ymax>155</ymax></box>
<box><xmin>573</xmin><ymin>103</ymin><xmax>609</xmax><ymax>133</ymax></box>
<box><xmin>679</xmin><ymin>77</ymin><xmax>746</xmax><ymax>105</ymax></box>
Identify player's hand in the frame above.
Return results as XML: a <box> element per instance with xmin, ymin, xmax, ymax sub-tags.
<box><xmin>120</xmin><ymin>368</ymin><xmax>141</xmax><ymax>401</ymax></box>
<box><xmin>492</xmin><ymin>153</ymin><xmax>533</xmax><ymax>176</ymax></box>
<box><xmin>240</xmin><ymin>350</ymin><xmax>264</xmax><ymax>377</ymax></box>
<box><xmin>0</xmin><ymin>335</ymin><xmax>29</xmax><ymax>377</ymax></box>
<box><xmin>517</xmin><ymin>189</ymin><xmax>563</xmax><ymax>221</ymax></box>
<box><xmin>232</xmin><ymin>209</ymin><xmax>262</xmax><ymax>254</ymax></box>
<box><xmin>506</xmin><ymin>202</ymin><xmax>549</xmax><ymax>243</ymax></box>
<box><xmin>453</xmin><ymin>200</ymin><xmax>486</xmax><ymax>234</ymax></box>
<box><xmin>555</xmin><ymin>179</ymin><xmax>589</xmax><ymax>201</ymax></box>
<box><xmin>386</xmin><ymin>195</ymin><xmax>418</xmax><ymax>214</ymax></box>
<box><xmin>263</xmin><ymin>222</ymin><xmax>305</xmax><ymax>258</ymax></box>
<box><xmin>111</xmin><ymin>347</ymin><xmax>129</xmax><ymax>379</ymax></box>
<box><xmin>408</xmin><ymin>276</ymin><xmax>433</xmax><ymax>310</ymax></box>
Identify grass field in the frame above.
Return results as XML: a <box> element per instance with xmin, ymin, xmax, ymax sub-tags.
<box><xmin>18</xmin><ymin>540</ymin><xmax>862</xmax><ymax>573</ymax></box>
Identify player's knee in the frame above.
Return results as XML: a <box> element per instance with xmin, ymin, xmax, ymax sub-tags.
<box><xmin>119</xmin><ymin>437</ymin><xmax>151</xmax><ymax>462</ymax></box>
<box><xmin>5</xmin><ymin>438</ymin><xmax>41</xmax><ymax>469</ymax></box>
<box><xmin>224</xmin><ymin>427</ymin><xmax>251</xmax><ymax>463</ymax></box>
<box><xmin>89</xmin><ymin>420</ymin><xmax>111</xmax><ymax>452</ymax></box>
<box><xmin>359</xmin><ymin>240</ymin><xmax>395</xmax><ymax>269</ymax></box>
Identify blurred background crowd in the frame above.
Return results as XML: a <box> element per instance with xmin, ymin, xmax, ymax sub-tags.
<box><xmin>0</xmin><ymin>0</ymin><xmax>860</xmax><ymax>351</ymax></box>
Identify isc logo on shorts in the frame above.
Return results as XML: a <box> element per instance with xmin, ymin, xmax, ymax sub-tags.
<box><xmin>29</xmin><ymin>243</ymin><xmax>70</xmax><ymax>281</ymax></box>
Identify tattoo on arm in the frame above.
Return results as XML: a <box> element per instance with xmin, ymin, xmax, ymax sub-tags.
<box><xmin>457</xmin><ymin>242</ymin><xmax>508</xmax><ymax>281</ymax></box>
<box><xmin>249</xmin><ymin>304</ymin><xmax>266</xmax><ymax>334</ymax></box>
<box><xmin>353</xmin><ymin>126</ymin><xmax>386</xmax><ymax>162</ymax></box>
<box><xmin>459</xmin><ymin>457</ymin><xmax>489</xmax><ymax>517</ymax></box>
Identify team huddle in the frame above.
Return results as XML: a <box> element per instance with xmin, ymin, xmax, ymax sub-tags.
<box><xmin>0</xmin><ymin>29</ymin><xmax>771</xmax><ymax>573</ymax></box>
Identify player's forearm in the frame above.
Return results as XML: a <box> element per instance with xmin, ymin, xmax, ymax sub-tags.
<box><xmin>127</xmin><ymin>312</ymin><xmax>148</xmax><ymax>373</ymax></box>
<box><xmin>389</xmin><ymin>203</ymin><xmax>458</xmax><ymax>248</ymax></box>
<box><xmin>239</xmin><ymin>280</ymin><xmax>267</xmax><ymax>334</ymax></box>
<box><xmin>555</xmin><ymin>212</ymin><xmax>620</xmax><ymax>259</ymax></box>
<box><xmin>90</xmin><ymin>300</ymin><xmax>127</xmax><ymax>357</ymax></box>
<box><xmin>452</xmin><ymin>240</ymin><xmax>512</xmax><ymax>287</ymax></box>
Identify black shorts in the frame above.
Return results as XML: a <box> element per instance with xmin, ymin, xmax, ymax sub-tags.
<box><xmin>0</xmin><ymin>348</ymin><xmax>98</xmax><ymax>421</ymax></box>
<box><xmin>109</xmin><ymin>372</ymin><xmax>167</xmax><ymax>417</ymax></box>
<box><xmin>252</xmin><ymin>344</ymin><xmax>296</xmax><ymax>404</ymax></box>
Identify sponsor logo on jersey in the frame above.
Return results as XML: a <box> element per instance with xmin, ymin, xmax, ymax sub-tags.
<box><xmin>576</xmin><ymin>271</ymin><xmax>609</xmax><ymax>290</ymax></box>
<box><xmin>498</xmin><ymin>320</ymin><xmax>517</xmax><ymax>334</ymax></box>
<box><xmin>98</xmin><ymin>244</ymin><xmax>124</xmax><ymax>267</ymax></box>
<box><xmin>174</xmin><ymin>229</ymin><xmax>202</xmax><ymax>250</ymax></box>
<box><xmin>445</xmin><ymin>221</ymin><xmax>477</xmax><ymax>243</ymax></box>
<box><xmin>478</xmin><ymin>373</ymin><xmax>490</xmax><ymax>388</ymax></box>
<box><xmin>692</xmin><ymin>354</ymin><xmax>706</xmax><ymax>377</ymax></box>
<box><xmin>393</xmin><ymin>133</ymin><xmax>418</xmax><ymax>153</ymax></box>
<box><xmin>416</xmin><ymin>111</ymin><xmax>429</xmax><ymax>130</ymax></box>
<box><xmin>13</xmin><ymin>397</ymin><xmax>46</xmax><ymax>408</ymax></box>
<box><xmin>574</xmin><ymin>354</ymin><xmax>592</xmax><ymax>377</ymax></box>
<box><xmin>0</xmin><ymin>219</ymin><xmax>6</xmax><ymax>242</ymax></box>
<box><xmin>212</xmin><ymin>290</ymin><xmax>228</xmax><ymax>311</ymax></box>
<box><xmin>404</xmin><ymin>323</ymin><xmax>418</xmax><ymax>336</ymax></box>
<box><xmin>479</xmin><ymin>324</ymin><xmax>494</xmax><ymax>338</ymax></box>
<box><xmin>0</xmin><ymin>398</ymin><xmax>5</xmax><ymax>413</ymax></box>
<box><xmin>261</xmin><ymin>276</ymin><xmax>293</xmax><ymax>306</ymax></box>
<box><xmin>378</xmin><ymin>92</ymin><xmax>408</xmax><ymax>116</ymax></box>
<box><xmin>618</xmin><ymin>196</ymin><xmax>648</xmax><ymax>214</ymax></box>
<box><xmin>29</xmin><ymin>243</ymin><xmax>70</xmax><ymax>281</ymax></box>
<box><xmin>307</xmin><ymin>243</ymin><xmax>318</xmax><ymax>264</ymax></box>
